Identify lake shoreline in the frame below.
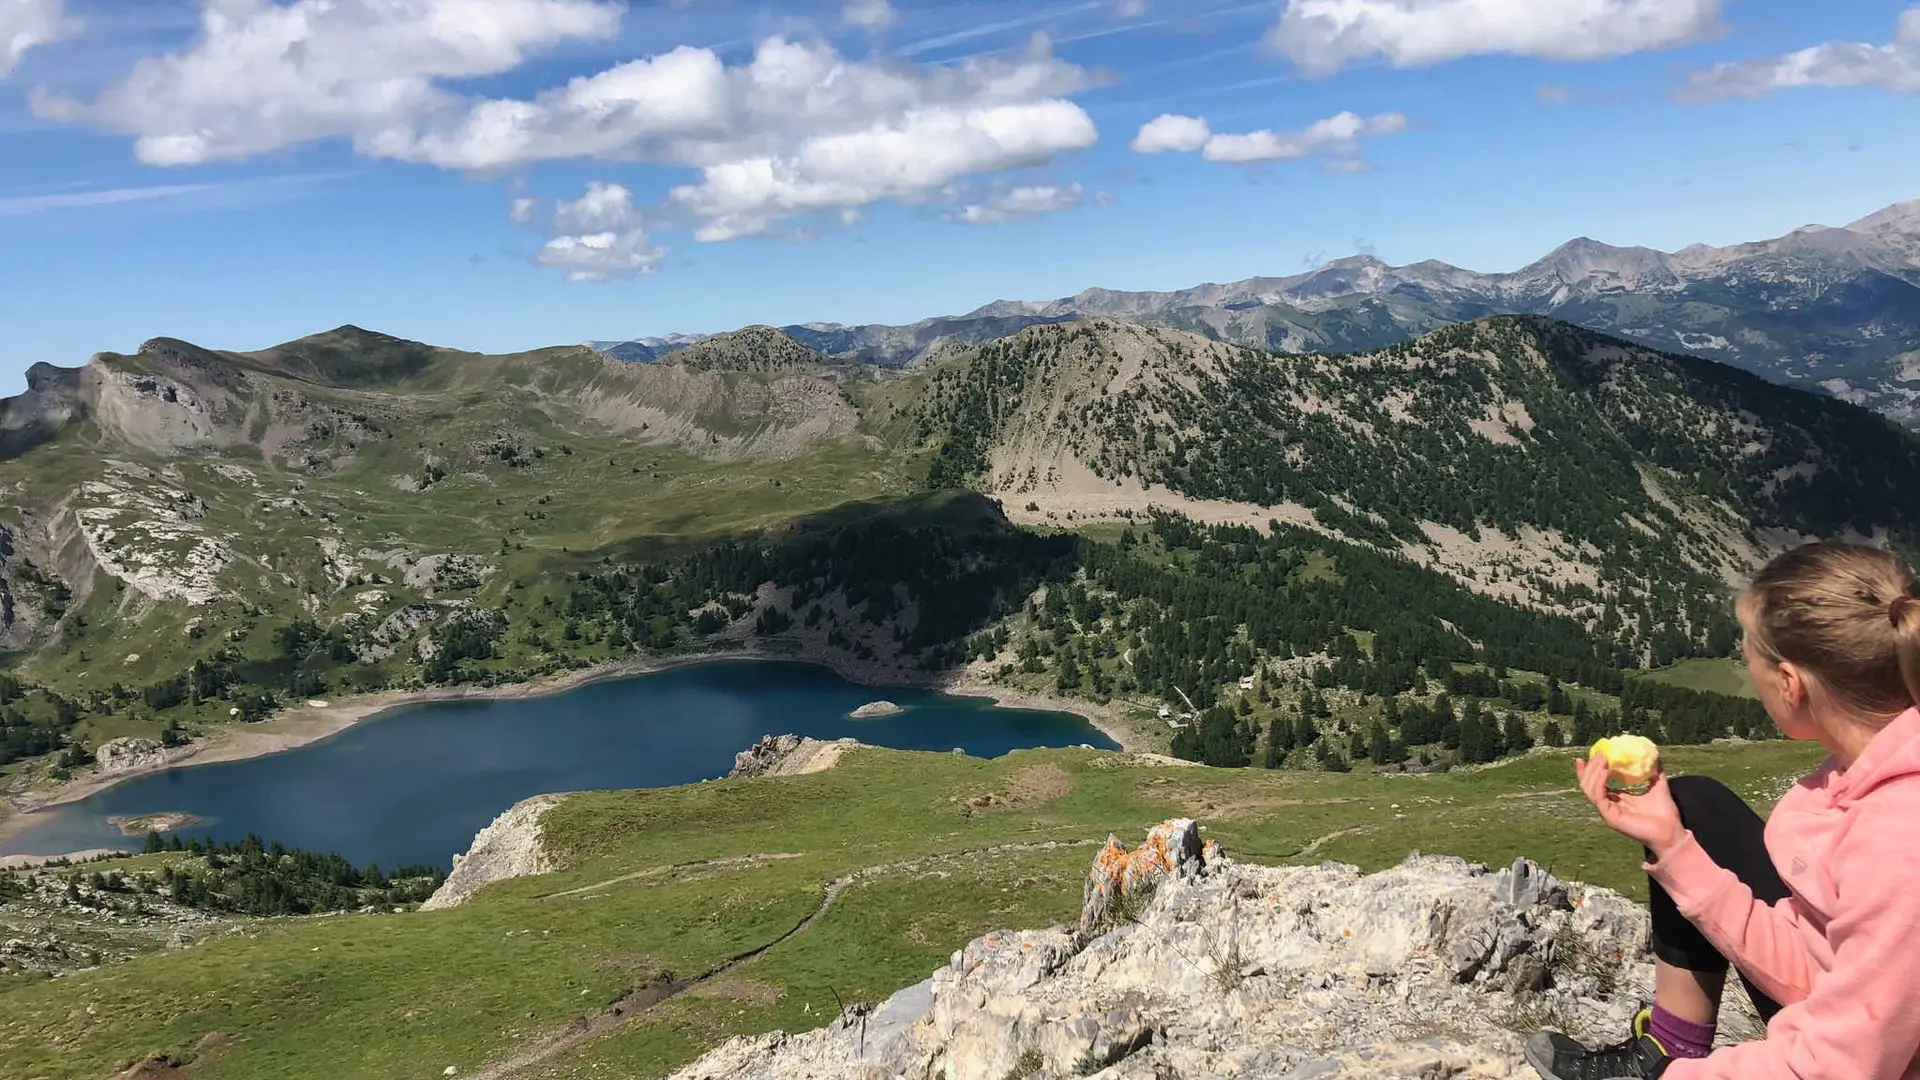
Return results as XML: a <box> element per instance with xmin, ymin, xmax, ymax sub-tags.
<box><xmin>0</xmin><ymin>647</ymin><xmax>1149</xmax><ymax>849</ymax></box>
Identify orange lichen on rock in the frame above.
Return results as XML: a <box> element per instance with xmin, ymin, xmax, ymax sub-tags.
<box><xmin>1079</xmin><ymin>819</ymin><xmax>1208</xmax><ymax>931</ymax></box>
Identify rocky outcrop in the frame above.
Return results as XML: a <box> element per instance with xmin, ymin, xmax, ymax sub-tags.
<box><xmin>94</xmin><ymin>737</ymin><xmax>168</xmax><ymax>775</ymax></box>
<box><xmin>0</xmin><ymin>362</ymin><xmax>89</xmax><ymax>460</ymax></box>
<box><xmin>355</xmin><ymin>601</ymin><xmax>462</xmax><ymax>662</ymax></box>
<box><xmin>70</xmin><ymin>469</ymin><xmax>232</xmax><ymax>605</ymax></box>
<box><xmin>666</xmin><ymin>824</ymin><xmax>1760</xmax><ymax>1080</ymax></box>
<box><xmin>1079</xmin><ymin>818</ymin><xmax>1208</xmax><ymax>932</ymax></box>
<box><xmin>727</xmin><ymin>734</ymin><xmax>862</xmax><ymax>779</ymax></box>
<box><xmin>420</xmin><ymin>794</ymin><xmax>563</xmax><ymax>911</ymax></box>
<box><xmin>848</xmin><ymin>700</ymin><xmax>903</xmax><ymax>719</ymax></box>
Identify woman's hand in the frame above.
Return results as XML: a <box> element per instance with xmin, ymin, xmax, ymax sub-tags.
<box><xmin>1576</xmin><ymin>749</ymin><xmax>1688</xmax><ymax>857</ymax></box>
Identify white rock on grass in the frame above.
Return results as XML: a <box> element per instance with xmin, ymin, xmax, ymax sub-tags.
<box><xmin>94</xmin><ymin>737</ymin><xmax>168</xmax><ymax>775</ymax></box>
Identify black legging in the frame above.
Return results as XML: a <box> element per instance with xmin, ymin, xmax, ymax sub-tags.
<box><xmin>1648</xmin><ymin>775</ymin><xmax>1788</xmax><ymax>1023</ymax></box>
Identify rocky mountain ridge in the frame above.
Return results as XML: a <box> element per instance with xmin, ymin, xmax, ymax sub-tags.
<box><xmin>593</xmin><ymin>199</ymin><xmax>1920</xmax><ymax>426</ymax></box>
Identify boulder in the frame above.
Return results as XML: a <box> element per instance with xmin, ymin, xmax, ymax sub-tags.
<box><xmin>94</xmin><ymin>737</ymin><xmax>167</xmax><ymax>775</ymax></box>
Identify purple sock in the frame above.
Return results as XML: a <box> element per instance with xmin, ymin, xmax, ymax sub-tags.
<box><xmin>1649</xmin><ymin>1005</ymin><xmax>1716</xmax><ymax>1059</ymax></box>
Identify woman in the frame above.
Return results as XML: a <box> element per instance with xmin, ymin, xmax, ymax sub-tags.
<box><xmin>1527</xmin><ymin>541</ymin><xmax>1920</xmax><ymax>1080</ymax></box>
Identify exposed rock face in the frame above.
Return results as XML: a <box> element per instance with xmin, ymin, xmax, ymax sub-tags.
<box><xmin>355</xmin><ymin>601</ymin><xmax>462</xmax><ymax>662</ymax></box>
<box><xmin>93</xmin><ymin>737</ymin><xmax>168</xmax><ymax>775</ymax></box>
<box><xmin>420</xmin><ymin>794</ymin><xmax>563</xmax><ymax>911</ymax></box>
<box><xmin>666</xmin><ymin>827</ymin><xmax>1760</xmax><ymax>1080</ymax></box>
<box><xmin>727</xmin><ymin>734</ymin><xmax>862</xmax><ymax>779</ymax></box>
<box><xmin>70</xmin><ymin>468</ymin><xmax>232</xmax><ymax>605</ymax></box>
<box><xmin>0</xmin><ymin>362</ymin><xmax>89</xmax><ymax>459</ymax></box>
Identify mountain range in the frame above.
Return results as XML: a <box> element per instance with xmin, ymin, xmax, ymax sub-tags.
<box><xmin>6</xmin><ymin>312</ymin><xmax>1920</xmax><ymax>725</ymax></box>
<box><xmin>590</xmin><ymin>199</ymin><xmax>1920</xmax><ymax>427</ymax></box>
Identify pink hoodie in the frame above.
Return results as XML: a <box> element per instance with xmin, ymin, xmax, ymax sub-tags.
<box><xmin>1651</xmin><ymin>706</ymin><xmax>1920</xmax><ymax>1080</ymax></box>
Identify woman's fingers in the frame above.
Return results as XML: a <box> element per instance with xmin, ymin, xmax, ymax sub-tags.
<box><xmin>1580</xmin><ymin>752</ymin><xmax>1611</xmax><ymax>808</ymax></box>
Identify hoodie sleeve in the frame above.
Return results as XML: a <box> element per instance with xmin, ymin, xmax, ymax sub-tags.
<box><xmin>1662</xmin><ymin>826</ymin><xmax>1920</xmax><ymax>1080</ymax></box>
<box><xmin>1645</xmin><ymin>830</ymin><xmax>1817</xmax><ymax>1005</ymax></box>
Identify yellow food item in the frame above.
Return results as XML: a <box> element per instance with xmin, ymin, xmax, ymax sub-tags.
<box><xmin>1590</xmin><ymin>734</ymin><xmax>1661</xmax><ymax>788</ymax></box>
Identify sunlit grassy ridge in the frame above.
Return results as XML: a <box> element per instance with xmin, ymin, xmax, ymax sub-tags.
<box><xmin>0</xmin><ymin>738</ymin><xmax>1825</xmax><ymax>1080</ymax></box>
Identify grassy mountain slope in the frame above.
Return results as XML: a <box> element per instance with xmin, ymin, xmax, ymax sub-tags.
<box><xmin>0</xmin><ymin>738</ymin><xmax>1827</xmax><ymax>1080</ymax></box>
<box><xmin>0</xmin><ymin>328</ymin><xmax>921</xmax><ymax>766</ymax></box>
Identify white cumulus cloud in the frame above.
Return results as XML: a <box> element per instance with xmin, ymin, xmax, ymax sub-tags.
<box><xmin>661</xmin><ymin>89</ymin><xmax>1099</xmax><ymax>240</ymax></box>
<box><xmin>45</xmin><ymin>3</ymin><xmax>1108</xmax><ymax>249</ymax></box>
<box><xmin>516</xmin><ymin>182</ymin><xmax>667</xmax><ymax>282</ymax></box>
<box><xmin>1680</xmin><ymin>4</ymin><xmax>1919</xmax><ymax>100</ymax></box>
<box><xmin>385</xmin><ymin>37</ymin><xmax>1097</xmax><ymax>176</ymax></box>
<box><xmin>843</xmin><ymin>0</ymin><xmax>896</xmax><ymax>29</ymax></box>
<box><xmin>32</xmin><ymin>0</ymin><xmax>626</xmax><ymax>164</ymax></box>
<box><xmin>2</xmin><ymin>0</ymin><xmax>76</xmax><ymax>78</ymax></box>
<box><xmin>535</xmin><ymin>229</ymin><xmax>668</xmax><ymax>282</ymax></box>
<box><xmin>1130</xmin><ymin>110</ymin><xmax>1407</xmax><ymax>167</ymax></box>
<box><xmin>1269</xmin><ymin>0</ymin><xmax>1722</xmax><ymax>76</ymax></box>
<box><xmin>1130</xmin><ymin>113</ymin><xmax>1211</xmax><ymax>153</ymax></box>
<box><xmin>951</xmin><ymin>183</ymin><xmax>1090</xmax><ymax>224</ymax></box>
<box><xmin>552</xmin><ymin>180</ymin><xmax>645</xmax><ymax>233</ymax></box>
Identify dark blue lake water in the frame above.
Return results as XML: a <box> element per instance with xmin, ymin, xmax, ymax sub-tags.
<box><xmin>0</xmin><ymin>660</ymin><xmax>1114</xmax><ymax>869</ymax></box>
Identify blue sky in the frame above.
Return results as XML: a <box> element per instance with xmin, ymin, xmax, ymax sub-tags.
<box><xmin>2</xmin><ymin>0</ymin><xmax>1917</xmax><ymax>390</ymax></box>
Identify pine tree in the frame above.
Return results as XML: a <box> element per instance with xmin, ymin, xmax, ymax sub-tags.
<box><xmin>1295</xmin><ymin>710</ymin><xmax>1317</xmax><ymax>749</ymax></box>
<box><xmin>1548</xmin><ymin>675</ymin><xmax>1572</xmax><ymax>716</ymax></box>
<box><xmin>1571</xmin><ymin>697</ymin><xmax>1598</xmax><ymax>746</ymax></box>
<box><xmin>1368</xmin><ymin>721</ymin><xmax>1392</xmax><ymax>765</ymax></box>
<box><xmin>1263</xmin><ymin>715</ymin><xmax>1287</xmax><ymax>769</ymax></box>
<box><xmin>1502</xmin><ymin>711</ymin><xmax>1534</xmax><ymax>756</ymax></box>
<box><xmin>1458</xmin><ymin>712</ymin><xmax>1484</xmax><ymax>763</ymax></box>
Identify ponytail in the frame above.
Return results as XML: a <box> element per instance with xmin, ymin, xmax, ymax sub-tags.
<box><xmin>1892</xmin><ymin>594</ymin><xmax>1920</xmax><ymax>713</ymax></box>
<box><xmin>1742</xmin><ymin>542</ymin><xmax>1920</xmax><ymax>722</ymax></box>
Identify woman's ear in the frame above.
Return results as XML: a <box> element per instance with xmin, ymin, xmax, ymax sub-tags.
<box><xmin>1777</xmin><ymin>661</ymin><xmax>1807</xmax><ymax>712</ymax></box>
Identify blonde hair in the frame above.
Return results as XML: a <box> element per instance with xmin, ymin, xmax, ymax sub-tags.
<box><xmin>1738</xmin><ymin>542</ymin><xmax>1920</xmax><ymax>722</ymax></box>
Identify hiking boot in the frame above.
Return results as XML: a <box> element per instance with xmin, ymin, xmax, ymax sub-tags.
<box><xmin>1524</xmin><ymin>1008</ymin><xmax>1672</xmax><ymax>1080</ymax></box>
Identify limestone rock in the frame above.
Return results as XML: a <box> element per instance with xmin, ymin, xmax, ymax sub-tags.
<box><xmin>421</xmin><ymin>794</ymin><xmax>563</xmax><ymax>910</ymax></box>
<box><xmin>1079</xmin><ymin>818</ymin><xmax>1205</xmax><ymax>932</ymax></box>
<box><xmin>666</xmin><ymin>825</ymin><xmax>1761</xmax><ymax>1080</ymax></box>
<box><xmin>730</xmin><ymin>734</ymin><xmax>803</xmax><ymax>778</ymax></box>
<box><xmin>93</xmin><ymin>737</ymin><xmax>167</xmax><ymax>775</ymax></box>
<box><xmin>727</xmin><ymin>734</ymin><xmax>862</xmax><ymax>779</ymax></box>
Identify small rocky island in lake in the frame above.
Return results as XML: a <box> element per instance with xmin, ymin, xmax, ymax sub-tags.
<box><xmin>848</xmin><ymin>700</ymin><xmax>904</xmax><ymax>719</ymax></box>
<box><xmin>108</xmin><ymin>812</ymin><xmax>204</xmax><ymax>836</ymax></box>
